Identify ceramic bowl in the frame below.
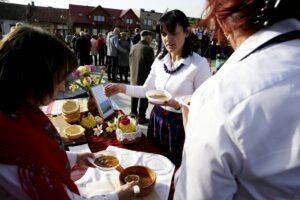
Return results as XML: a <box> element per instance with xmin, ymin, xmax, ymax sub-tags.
<box><xmin>146</xmin><ymin>89</ymin><xmax>172</xmax><ymax>104</ymax></box>
<box><xmin>89</xmin><ymin>150</ymin><xmax>121</xmax><ymax>171</ymax></box>
<box><xmin>63</xmin><ymin>124</ymin><xmax>85</xmax><ymax>140</ymax></box>
<box><xmin>119</xmin><ymin>165</ymin><xmax>156</xmax><ymax>197</ymax></box>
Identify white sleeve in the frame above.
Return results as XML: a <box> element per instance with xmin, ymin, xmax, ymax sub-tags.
<box><xmin>174</xmin><ymin>94</ymin><xmax>242</xmax><ymax>200</ymax></box>
<box><xmin>0</xmin><ymin>164</ymin><xmax>119</xmax><ymax>200</ymax></box>
<box><xmin>67</xmin><ymin>151</ymin><xmax>78</xmax><ymax>168</ymax></box>
<box><xmin>125</xmin><ymin>60</ymin><xmax>157</xmax><ymax>98</ymax></box>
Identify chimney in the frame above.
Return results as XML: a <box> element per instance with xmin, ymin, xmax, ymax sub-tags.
<box><xmin>31</xmin><ymin>1</ymin><xmax>35</xmax><ymax>6</ymax></box>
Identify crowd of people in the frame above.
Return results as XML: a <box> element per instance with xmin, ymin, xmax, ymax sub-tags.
<box><xmin>1</xmin><ymin>0</ymin><xmax>300</xmax><ymax>199</ymax></box>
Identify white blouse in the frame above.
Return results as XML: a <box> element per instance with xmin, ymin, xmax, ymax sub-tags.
<box><xmin>125</xmin><ymin>52</ymin><xmax>211</xmax><ymax>112</ymax></box>
<box><xmin>174</xmin><ymin>18</ymin><xmax>300</xmax><ymax>199</ymax></box>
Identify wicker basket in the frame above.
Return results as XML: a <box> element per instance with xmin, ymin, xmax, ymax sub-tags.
<box><xmin>116</xmin><ymin>114</ymin><xmax>142</xmax><ymax>144</ymax></box>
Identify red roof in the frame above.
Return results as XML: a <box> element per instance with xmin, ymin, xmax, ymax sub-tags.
<box><xmin>69</xmin><ymin>4</ymin><xmax>94</xmax><ymax>24</ymax></box>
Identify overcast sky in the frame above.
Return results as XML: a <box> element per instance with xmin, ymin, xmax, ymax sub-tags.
<box><xmin>8</xmin><ymin>0</ymin><xmax>206</xmax><ymax>18</ymax></box>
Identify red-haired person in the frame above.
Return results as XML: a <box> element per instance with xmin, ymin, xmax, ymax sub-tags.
<box><xmin>175</xmin><ymin>0</ymin><xmax>300</xmax><ymax>199</ymax></box>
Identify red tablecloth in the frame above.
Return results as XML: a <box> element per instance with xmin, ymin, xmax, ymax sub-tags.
<box><xmin>70</xmin><ymin>130</ymin><xmax>176</xmax><ymax>200</ymax></box>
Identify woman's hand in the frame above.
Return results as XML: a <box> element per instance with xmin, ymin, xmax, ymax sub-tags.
<box><xmin>117</xmin><ymin>181</ymin><xmax>139</xmax><ymax>200</ymax></box>
<box><xmin>104</xmin><ymin>83</ymin><xmax>126</xmax><ymax>97</ymax></box>
<box><xmin>76</xmin><ymin>152</ymin><xmax>95</xmax><ymax>168</ymax></box>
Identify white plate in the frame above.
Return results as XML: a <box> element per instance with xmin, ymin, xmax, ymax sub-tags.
<box><xmin>177</xmin><ymin>95</ymin><xmax>192</xmax><ymax>109</ymax></box>
<box><xmin>121</xmin><ymin>153</ymin><xmax>140</xmax><ymax>168</ymax></box>
<box><xmin>143</xmin><ymin>154</ymin><xmax>173</xmax><ymax>175</ymax></box>
<box><xmin>88</xmin><ymin>150</ymin><xmax>121</xmax><ymax>171</ymax></box>
<box><xmin>146</xmin><ymin>89</ymin><xmax>172</xmax><ymax>105</ymax></box>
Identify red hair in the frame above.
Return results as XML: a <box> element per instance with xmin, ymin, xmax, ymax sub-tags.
<box><xmin>196</xmin><ymin>0</ymin><xmax>300</xmax><ymax>45</ymax></box>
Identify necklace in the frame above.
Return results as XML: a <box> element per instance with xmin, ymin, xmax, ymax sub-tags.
<box><xmin>163</xmin><ymin>63</ymin><xmax>185</xmax><ymax>74</ymax></box>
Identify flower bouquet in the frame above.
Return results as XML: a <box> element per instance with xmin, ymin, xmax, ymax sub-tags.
<box><xmin>69</xmin><ymin>65</ymin><xmax>105</xmax><ymax>114</ymax></box>
<box><xmin>69</xmin><ymin>64</ymin><xmax>104</xmax><ymax>93</ymax></box>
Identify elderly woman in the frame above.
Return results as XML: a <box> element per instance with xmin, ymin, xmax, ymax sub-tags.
<box><xmin>175</xmin><ymin>0</ymin><xmax>300</xmax><ymax>199</ymax></box>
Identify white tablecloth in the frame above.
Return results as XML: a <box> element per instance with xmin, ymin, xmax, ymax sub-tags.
<box><xmin>69</xmin><ymin>144</ymin><xmax>175</xmax><ymax>200</ymax></box>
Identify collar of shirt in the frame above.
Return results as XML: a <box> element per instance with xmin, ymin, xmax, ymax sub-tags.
<box><xmin>220</xmin><ymin>18</ymin><xmax>300</xmax><ymax>74</ymax></box>
<box><xmin>162</xmin><ymin>53</ymin><xmax>192</xmax><ymax>69</ymax></box>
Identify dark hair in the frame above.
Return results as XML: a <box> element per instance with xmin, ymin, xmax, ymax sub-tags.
<box><xmin>158</xmin><ymin>9</ymin><xmax>192</xmax><ymax>59</ymax></box>
<box><xmin>0</xmin><ymin>25</ymin><xmax>78</xmax><ymax>112</ymax></box>
<box><xmin>197</xmin><ymin>0</ymin><xmax>300</xmax><ymax>45</ymax></box>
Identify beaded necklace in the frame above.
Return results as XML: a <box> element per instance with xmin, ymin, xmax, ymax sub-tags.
<box><xmin>163</xmin><ymin>63</ymin><xmax>185</xmax><ymax>74</ymax></box>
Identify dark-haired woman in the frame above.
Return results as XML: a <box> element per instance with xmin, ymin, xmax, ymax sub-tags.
<box><xmin>0</xmin><ymin>25</ymin><xmax>137</xmax><ymax>200</ymax></box>
<box><xmin>175</xmin><ymin>0</ymin><xmax>300</xmax><ymax>199</ymax></box>
<box><xmin>105</xmin><ymin>9</ymin><xmax>211</xmax><ymax>167</ymax></box>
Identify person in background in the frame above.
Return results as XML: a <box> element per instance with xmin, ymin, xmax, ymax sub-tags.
<box><xmin>106</xmin><ymin>27</ymin><xmax>128</xmax><ymax>82</ymax></box>
<box><xmin>75</xmin><ymin>31</ymin><xmax>91</xmax><ymax>65</ymax></box>
<box><xmin>0</xmin><ymin>25</ymin><xmax>137</xmax><ymax>200</ymax></box>
<box><xmin>118</xmin><ymin>32</ymin><xmax>131</xmax><ymax>83</ymax></box>
<box><xmin>90</xmin><ymin>35</ymin><xmax>98</xmax><ymax>65</ymax></box>
<box><xmin>132</xmin><ymin>28</ymin><xmax>141</xmax><ymax>45</ymax></box>
<box><xmin>174</xmin><ymin>0</ymin><xmax>300</xmax><ymax>199</ymax></box>
<box><xmin>129</xmin><ymin>30</ymin><xmax>155</xmax><ymax>124</ymax></box>
<box><xmin>104</xmin><ymin>10</ymin><xmax>211</xmax><ymax>167</ymax></box>
<box><xmin>97</xmin><ymin>33</ymin><xmax>106</xmax><ymax>66</ymax></box>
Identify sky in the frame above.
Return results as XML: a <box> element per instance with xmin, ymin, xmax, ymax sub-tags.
<box><xmin>8</xmin><ymin>0</ymin><xmax>206</xmax><ymax>18</ymax></box>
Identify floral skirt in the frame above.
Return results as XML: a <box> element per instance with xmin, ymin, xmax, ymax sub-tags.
<box><xmin>147</xmin><ymin>105</ymin><xmax>185</xmax><ymax>167</ymax></box>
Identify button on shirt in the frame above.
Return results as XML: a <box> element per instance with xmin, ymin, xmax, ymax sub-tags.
<box><xmin>174</xmin><ymin>18</ymin><xmax>300</xmax><ymax>199</ymax></box>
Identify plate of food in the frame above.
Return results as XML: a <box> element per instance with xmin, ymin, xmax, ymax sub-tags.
<box><xmin>88</xmin><ymin>150</ymin><xmax>121</xmax><ymax>171</ymax></box>
<box><xmin>146</xmin><ymin>89</ymin><xmax>172</xmax><ymax>105</ymax></box>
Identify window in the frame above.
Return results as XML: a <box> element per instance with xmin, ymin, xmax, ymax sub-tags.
<box><xmin>144</xmin><ymin>19</ymin><xmax>152</xmax><ymax>26</ymax></box>
<box><xmin>93</xmin><ymin>15</ymin><xmax>105</xmax><ymax>22</ymax></box>
<box><xmin>78</xmin><ymin>13</ymin><xmax>84</xmax><ymax>17</ymax></box>
<box><xmin>126</xmin><ymin>18</ymin><xmax>133</xmax><ymax>24</ymax></box>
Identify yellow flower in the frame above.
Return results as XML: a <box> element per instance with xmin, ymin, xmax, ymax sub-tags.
<box><xmin>69</xmin><ymin>83</ymin><xmax>77</xmax><ymax>92</ymax></box>
<box><xmin>82</xmin><ymin>77</ymin><xmax>90</xmax><ymax>87</ymax></box>
<box><xmin>78</xmin><ymin>66</ymin><xmax>90</xmax><ymax>76</ymax></box>
<box><xmin>105</xmin><ymin>118</ymin><xmax>117</xmax><ymax>133</ymax></box>
<box><xmin>81</xmin><ymin>113</ymin><xmax>97</xmax><ymax>128</ymax></box>
<box><xmin>93</xmin><ymin>78</ymin><xmax>100</xmax><ymax>85</ymax></box>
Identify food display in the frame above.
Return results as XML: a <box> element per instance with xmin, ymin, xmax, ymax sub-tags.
<box><xmin>148</xmin><ymin>94</ymin><xmax>170</xmax><ymax>102</ymax></box>
<box><xmin>63</xmin><ymin>124</ymin><xmax>85</xmax><ymax>140</ymax></box>
<box><xmin>118</xmin><ymin>115</ymin><xmax>136</xmax><ymax>133</ymax></box>
<box><xmin>94</xmin><ymin>155</ymin><xmax>119</xmax><ymax>168</ymax></box>
<box><xmin>119</xmin><ymin>165</ymin><xmax>156</xmax><ymax>197</ymax></box>
<box><xmin>146</xmin><ymin>89</ymin><xmax>172</xmax><ymax>104</ymax></box>
<box><xmin>116</xmin><ymin>115</ymin><xmax>142</xmax><ymax>145</ymax></box>
<box><xmin>62</xmin><ymin>100</ymin><xmax>80</xmax><ymax>123</ymax></box>
<box><xmin>89</xmin><ymin>150</ymin><xmax>121</xmax><ymax>170</ymax></box>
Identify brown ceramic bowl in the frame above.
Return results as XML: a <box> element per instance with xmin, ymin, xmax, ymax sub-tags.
<box><xmin>119</xmin><ymin>165</ymin><xmax>156</xmax><ymax>197</ymax></box>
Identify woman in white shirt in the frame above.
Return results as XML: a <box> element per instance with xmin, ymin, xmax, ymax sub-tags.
<box><xmin>105</xmin><ymin>9</ymin><xmax>211</xmax><ymax>167</ymax></box>
<box><xmin>174</xmin><ymin>0</ymin><xmax>300</xmax><ymax>199</ymax></box>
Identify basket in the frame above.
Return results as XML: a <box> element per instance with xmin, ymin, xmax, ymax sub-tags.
<box><xmin>116</xmin><ymin>114</ymin><xmax>142</xmax><ymax>144</ymax></box>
